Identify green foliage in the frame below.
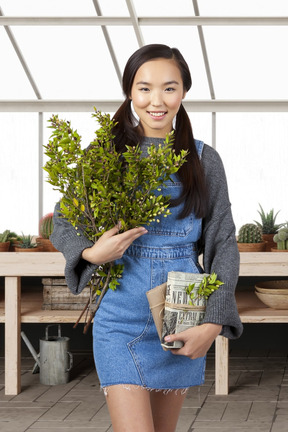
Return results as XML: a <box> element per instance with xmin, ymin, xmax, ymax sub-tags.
<box><xmin>273</xmin><ymin>226</ymin><xmax>288</xmax><ymax>250</ymax></box>
<box><xmin>254</xmin><ymin>204</ymin><xmax>284</xmax><ymax>234</ymax></box>
<box><xmin>185</xmin><ymin>272</ymin><xmax>224</xmax><ymax>306</ymax></box>
<box><xmin>39</xmin><ymin>213</ymin><xmax>54</xmax><ymax>238</ymax></box>
<box><xmin>238</xmin><ymin>223</ymin><xmax>263</xmax><ymax>243</ymax></box>
<box><xmin>44</xmin><ymin>108</ymin><xmax>188</xmax><ymax>313</ymax></box>
<box><xmin>18</xmin><ymin>233</ymin><xmax>38</xmax><ymax>249</ymax></box>
<box><xmin>0</xmin><ymin>230</ymin><xmax>18</xmax><ymax>243</ymax></box>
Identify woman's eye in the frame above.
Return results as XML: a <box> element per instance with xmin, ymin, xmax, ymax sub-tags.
<box><xmin>140</xmin><ymin>87</ymin><xmax>150</xmax><ymax>92</ymax></box>
<box><xmin>165</xmin><ymin>87</ymin><xmax>175</xmax><ymax>92</ymax></box>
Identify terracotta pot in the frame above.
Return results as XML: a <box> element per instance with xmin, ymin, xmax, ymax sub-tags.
<box><xmin>0</xmin><ymin>241</ymin><xmax>10</xmax><ymax>252</ymax></box>
<box><xmin>10</xmin><ymin>240</ymin><xmax>21</xmax><ymax>252</ymax></box>
<box><xmin>36</xmin><ymin>237</ymin><xmax>58</xmax><ymax>252</ymax></box>
<box><xmin>237</xmin><ymin>242</ymin><xmax>266</xmax><ymax>252</ymax></box>
<box><xmin>271</xmin><ymin>248</ymin><xmax>288</xmax><ymax>252</ymax></box>
<box><xmin>262</xmin><ymin>234</ymin><xmax>277</xmax><ymax>251</ymax></box>
<box><xmin>15</xmin><ymin>246</ymin><xmax>43</xmax><ymax>252</ymax></box>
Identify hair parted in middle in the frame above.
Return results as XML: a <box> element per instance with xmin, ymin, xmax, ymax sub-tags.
<box><xmin>112</xmin><ymin>44</ymin><xmax>208</xmax><ymax>219</ymax></box>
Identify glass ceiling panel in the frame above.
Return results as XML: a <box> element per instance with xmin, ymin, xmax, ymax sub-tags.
<box><xmin>0</xmin><ymin>27</ymin><xmax>36</xmax><ymax>98</ymax></box>
<box><xmin>97</xmin><ymin>0</ymin><xmax>129</xmax><ymax>16</ymax></box>
<box><xmin>141</xmin><ymin>26</ymin><xmax>211</xmax><ymax>99</ymax></box>
<box><xmin>134</xmin><ymin>0</ymin><xmax>193</xmax><ymax>16</ymax></box>
<box><xmin>204</xmin><ymin>26</ymin><xmax>288</xmax><ymax>98</ymax></box>
<box><xmin>105</xmin><ymin>26</ymin><xmax>140</xmax><ymax>73</ymax></box>
<box><xmin>0</xmin><ymin>0</ymin><xmax>96</xmax><ymax>16</ymax></box>
<box><xmin>9</xmin><ymin>25</ymin><xmax>123</xmax><ymax>99</ymax></box>
<box><xmin>198</xmin><ymin>0</ymin><xmax>288</xmax><ymax>16</ymax></box>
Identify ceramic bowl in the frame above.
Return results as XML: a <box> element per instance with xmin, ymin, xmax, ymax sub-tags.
<box><xmin>255</xmin><ymin>280</ymin><xmax>288</xmax><ymax>295</ymax></box>
<box><xmin>255</xmin><ymin>291</ymin><xmax>288</xmax><ymax>309</ymax></box>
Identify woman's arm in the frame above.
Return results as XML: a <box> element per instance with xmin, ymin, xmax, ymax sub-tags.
<box><xmin>51</xmin><ymin>202</ymin><xmax>148</xmax><ymax>294</ymax></box>
<box><xmin>164</xmin><ymin>145</ymin><xmax>243</xmax><ymax>357</ymax></box>
<box><xmin>50</xmin><ymin>202</ymin><xmax>96</xmax><ymax>294</ymax></box>
<box><xmin>199</xmin><ymin>145</ymin><xmax>243</xmax><ymax>339</ymax></box>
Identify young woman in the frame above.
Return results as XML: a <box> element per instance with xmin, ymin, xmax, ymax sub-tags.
<box><xmin>51</xmin><ymin>44</ymin><xmax>243</xmax><ymax>432</ymax></box>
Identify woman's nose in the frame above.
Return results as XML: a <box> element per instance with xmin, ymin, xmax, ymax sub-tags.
<box><xmin>151</xmin><ymin>90</ymin><xmax>163</xmax><ymax>107</ymax></box>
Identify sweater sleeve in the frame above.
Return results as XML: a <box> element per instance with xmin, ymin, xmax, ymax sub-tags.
<box><xmin>199</xmin><ymin>145</ymin><xmax>243</xmax><ymax>339</ymax></box>
<box><xmin>50</xmin><ymin>202</ymin><xmax>97</xmax><ymax>295</ymax></box>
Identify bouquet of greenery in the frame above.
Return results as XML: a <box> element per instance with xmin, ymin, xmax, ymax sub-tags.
<box><xmin>44</xmin><ymin>109</ymin><xmax>188</xmax><ymax>331</ymax></box>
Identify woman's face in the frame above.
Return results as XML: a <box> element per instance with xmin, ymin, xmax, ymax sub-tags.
<box><xmin>130</xmin><ymin>58</ymin><xmax>186</xmax><ymax>138</ymax></box>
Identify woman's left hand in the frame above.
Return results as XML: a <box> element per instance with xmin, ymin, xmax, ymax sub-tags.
<box><xmin>164</xmin><ymin>323</ymin><xmax>222</xmax><ymax>359</ymax></box>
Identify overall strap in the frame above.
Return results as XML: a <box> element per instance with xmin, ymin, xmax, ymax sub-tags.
<box><xmin>194</xmin><ymin>139</ymin><xmax>204</xmax><ymax>160</ymax></box>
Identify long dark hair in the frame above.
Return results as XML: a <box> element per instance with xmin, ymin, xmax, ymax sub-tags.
<box><xmin>113</xmin><ymin>44</ymin><xmax>208</xmax><ymax>219</ymax></box>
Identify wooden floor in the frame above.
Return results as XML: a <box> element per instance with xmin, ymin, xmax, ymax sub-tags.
<box><xmin>1</xmin><ymin>349</ymin><xmax>288</xmax><ymax>432</ymax></box>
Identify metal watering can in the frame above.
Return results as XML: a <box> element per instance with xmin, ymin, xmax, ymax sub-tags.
<box><xmin>39</xmin><ymin>324</ymin><xmax>73</xmax><ymax>385</ymax></box>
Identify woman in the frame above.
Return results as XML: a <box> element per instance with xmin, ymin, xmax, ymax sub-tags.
<box><xmin>51</xmin><ymin>44</ymin><xmax>243</xmax><ymax>432</ymax></box>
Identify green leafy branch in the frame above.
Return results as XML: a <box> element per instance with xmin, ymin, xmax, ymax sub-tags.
<box><xmin>185</xmin><ymin>272</ymin><xmax>224</xmax><ymax>306</ymax></box>
<box><xmin>44</xmin><ymin>108</ymin><xmax>188</xmax><ymax>331</ymax></box>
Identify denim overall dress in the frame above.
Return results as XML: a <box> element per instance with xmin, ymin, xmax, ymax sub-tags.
<box><xmin>93</xmin><ymin>138</ymin><xmax>206</xmax><ymax>390</ymax></box>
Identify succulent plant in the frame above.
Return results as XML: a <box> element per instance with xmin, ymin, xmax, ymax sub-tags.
<box><xmin>254</xmin><ymin>204</ymin><xmax>284</xmax><ymax>234</ymax></box>
<box><xmin>238</xmin><ymin>223</ymin><xmax>263</xmax><ymax>244</ymax></box>
<box><xmin>18</xmin><ymin>233</ymin><xmax>38</xmax><ymax>249</ymax></box>
<box><xmin>273</xmin><ymin>226</ymin><xmax>288</xmax><ymax>250</ymax></box>
<box><xmin>39</xmin><ymin>213</ymin><xmax>54</xmax><ymax>239</ymax></box>
<box><xmin>0</xmin><ymin>230</ymin><xmax>18</xmax><ymax>243</ymax></box>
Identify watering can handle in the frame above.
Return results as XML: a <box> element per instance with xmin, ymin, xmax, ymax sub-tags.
<box><xmin>45</xmin><ymin>324</ymin><xmax>61</xmax><ymax>340</ymax></box>
<box><xmin>66</xmin><ymin>351</ymin><xmax>73</xmax><ymax>372</ymax></box>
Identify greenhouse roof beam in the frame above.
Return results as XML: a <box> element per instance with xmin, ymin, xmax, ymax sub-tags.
<box><xmin>1</xmin><ymin>16</ymin><xmax>288</xmax><ymax>26</ymax></box>
<box><xmin>125</xmin><ymin>0</ymin><xmax>144</xmax><ymax>47</ymax></box>
<box><xmin>1</xmin><ymin>100</ymin><xmax>288</xmax><ymax>112</ymax></box>
<box><xmin>92</xmin><ymin>0</ymin><xmax>122</xmax><ymax>85</ymax></box>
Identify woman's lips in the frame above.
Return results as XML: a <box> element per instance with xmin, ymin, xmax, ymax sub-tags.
<box><xmin>147</xmin><ymin>111</ymin><xmax>167</xmax><ymax>120</ymax></box>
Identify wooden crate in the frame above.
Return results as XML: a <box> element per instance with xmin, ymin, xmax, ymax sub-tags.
<box><xmin>42</xmin><ymin>277</ymin><xmax>90</xmax><ymax>310</ymax></box>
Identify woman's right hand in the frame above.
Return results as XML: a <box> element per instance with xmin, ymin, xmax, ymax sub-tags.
<box><xmin>81</xmin><ymin>224</ymin><xmax>148</xmax><ymax>265</ymax></box>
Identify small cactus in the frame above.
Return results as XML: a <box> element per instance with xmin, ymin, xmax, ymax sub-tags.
<box><xmin>39</xmin><ymin>213</ymin><xmax>54</xmax><ymax>239</ymax></box>
<box><xmin>238</xmin><ymin>223</ymin><xmax>263</xmax><ymax>244</ymax></box>
<box><xmin>273</xmin><ymin>226</ymin><xmax>288</xmax><ymax>250</ymax></box>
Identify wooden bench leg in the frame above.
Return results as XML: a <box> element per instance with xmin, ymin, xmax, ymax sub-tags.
<box><xmin>215</xmin><ymin>335</ymin><xmax>229</xmax><ymax>395</ymax></box>
<box><xmin>5</xmin><ymin>276</ymin><xmax>21</xmax><ymax>395</ymax></box>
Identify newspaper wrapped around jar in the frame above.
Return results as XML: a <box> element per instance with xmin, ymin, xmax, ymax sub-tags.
<box><xmin>160</xmin><ymin>271</ymin><xmax>210</xmax><ymax>349</ymax></box>
<box><xmin>146</xmin><ymin>271</ymin><xmax>210</xmax><ymax>351</ymax></box>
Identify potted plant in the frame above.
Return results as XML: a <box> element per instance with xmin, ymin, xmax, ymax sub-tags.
<box><xmin>159</xmin><ymin>272</ymin><xmax>224</xmax><ymax>349</ymax></box>
<box><xmin>254</xmin><ymin>204</ymin><xmax>284</xmax><ymax>251</ymax></box>
<box><xmin>0</xmin><ymin>230</ymin><xmax>18</xmax><ymax>252</ymax></box>
<box><xmin>272</xmin><ymin>225</ymin><xmax>288</xmax><ymax>251</ymax></box>
<box><xmin>237</xmin><ymin>223</ymin><xmax>266</xmax><ymax>252</ymax></box>
<box><xmin>0</xmin><ymin>230</ymin><xmax>11</xmax><ymax>252</ymax></box>
<box><xmin>15</xmin><ymin>233</ymin><xmax>43</xmax><ymax>252</ymax></box>
<box><xmin>36</xmin><ymin>213</ymin><xmax>58</xmax><ymax>252</ymax></box>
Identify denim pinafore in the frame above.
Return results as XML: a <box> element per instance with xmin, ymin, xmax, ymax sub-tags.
<box><xmin>93</xmin><ymin>138</ymin><xmax>206</xmax><ymax>390</ymax></box>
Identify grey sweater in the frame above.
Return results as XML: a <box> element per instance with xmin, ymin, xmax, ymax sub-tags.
<box><xmin>51</xmin><ymin>143</ymin><xmax>243</xmax><ymax>340</ymax></box>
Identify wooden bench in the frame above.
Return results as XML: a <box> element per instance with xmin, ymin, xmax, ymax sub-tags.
<box><xmin>1</xmin><ymin>252</ymin><xmax>287</xmax><ymax>395</ymax></box>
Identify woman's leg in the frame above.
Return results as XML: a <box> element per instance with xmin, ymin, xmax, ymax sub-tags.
<box><xmin>150</xmin><ymin>390</ymin><xmax>187</xmax><ymax>432</ymax></box>
<box><xmin>104</xmin><ymin>385</ymin><xmax>155</xmax><ymax>432</ymax></box>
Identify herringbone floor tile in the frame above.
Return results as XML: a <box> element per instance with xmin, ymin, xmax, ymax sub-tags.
<box><xmin>0</xmin><ymin>349</ymin><xmax>287</xmax><ymax>431</ymax></box>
